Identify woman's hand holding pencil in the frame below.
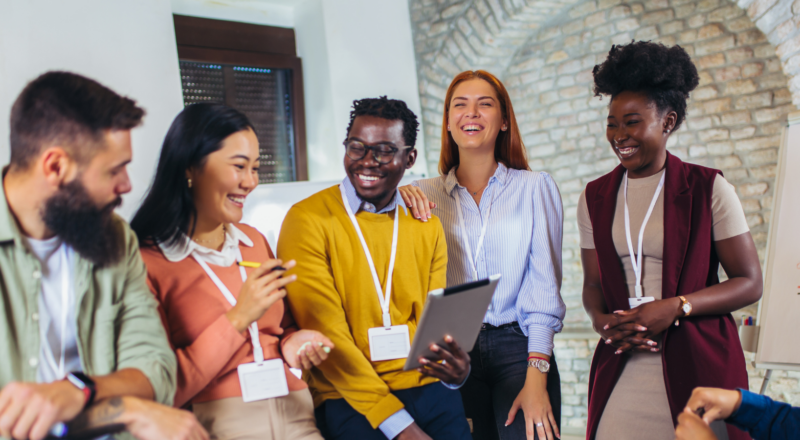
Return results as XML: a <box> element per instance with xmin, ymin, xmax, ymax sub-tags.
<box><xmin>225</xmin><ymin>259</ymin><xmax>296</xmax><ymax>333</ymax></box>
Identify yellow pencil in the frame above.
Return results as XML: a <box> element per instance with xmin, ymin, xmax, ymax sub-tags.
<box><xmin>237</xmin><ymin>261</ymin><xmax>287</xmax><ymax>271</ymax></box>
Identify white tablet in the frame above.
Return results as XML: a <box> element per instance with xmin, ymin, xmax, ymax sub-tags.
<box><xmin>403</xmin><ymin>274</ymin><xmax>501</xmax><ymax>371</ymax></box>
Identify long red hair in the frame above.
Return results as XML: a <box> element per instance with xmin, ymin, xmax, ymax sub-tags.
<box><xmin>439</xmin><ymin>70</ymin><xmax>530</xmax><ymax>175</ymax></box>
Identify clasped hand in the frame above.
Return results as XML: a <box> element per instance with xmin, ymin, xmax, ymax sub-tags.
<box><xmin>597</xmin><ymin>297</ymin><xmax>681</xmax><ymax>354</ymax></box>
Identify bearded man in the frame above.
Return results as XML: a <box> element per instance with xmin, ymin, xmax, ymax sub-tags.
<box><xmin>0</xmin><ymin>71</ymin><xmax>206</xmax><ymax>440</ymax></box>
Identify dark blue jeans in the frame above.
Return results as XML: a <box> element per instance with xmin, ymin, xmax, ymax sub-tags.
<box><xmin>460</xmin><ymin>322</ymin><xmax>561</xmax><ymax>440</ymax></box>
<box><xmin>315</xmin><ymin>382</ymin><xmax>471</xmax><ymax>440</ymax></box>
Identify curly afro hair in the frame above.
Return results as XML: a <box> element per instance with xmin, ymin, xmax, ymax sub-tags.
<box><xmin>345</xmin><ymin>96</ymin><xmax>419</xmax><ymax>147</ymax></box>
<box><xmin>593</xmin><ymin>41</ymin><xmax>699</xmax><ymax>131</ymax></box>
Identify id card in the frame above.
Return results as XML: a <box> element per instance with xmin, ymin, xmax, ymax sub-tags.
<box><xmin>368</xmin><ymin>325</ymin><xmax>410</xmax><ymax>362</ymax></box>
<box><xmin>629</xmin><ymin>297</ymin><xmax>655</xmax><ymax>309</ymax></box>
<box><xmin>237</xmin><ymin>358</ymin><xmax>289</xmax><ymax>402</ymax></box>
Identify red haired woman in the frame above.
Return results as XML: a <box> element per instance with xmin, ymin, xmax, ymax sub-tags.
<box><xmin>401</xmin><ymin>71</ymin><xmax>565</xmax><ymax>440</ymax></box>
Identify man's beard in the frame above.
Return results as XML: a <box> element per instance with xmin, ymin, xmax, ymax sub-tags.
<box><xmin>41</xmin><ymin>179</ymin><xmax>124</xmax><ymax>266</ymax></box>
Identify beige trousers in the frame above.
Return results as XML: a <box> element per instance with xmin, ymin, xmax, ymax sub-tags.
<box><xmin>192</xmin><ymin>390</ymin><xmax>324</xmax><ymax>440</ymax></box>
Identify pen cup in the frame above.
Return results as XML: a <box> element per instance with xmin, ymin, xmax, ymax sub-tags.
<box><xmin>738</xmin><ymin>324</ymin><xmax>759</xmax><ymax>353</ymax></box>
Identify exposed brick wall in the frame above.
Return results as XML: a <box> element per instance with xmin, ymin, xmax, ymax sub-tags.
<box><xmin>410</xmin><ymin>0</ymin><xmax>797</xmax><ymax>432</ymax></box>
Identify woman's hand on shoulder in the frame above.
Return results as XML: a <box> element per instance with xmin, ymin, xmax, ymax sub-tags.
<box><xmin>282</xmin><ymin>330</ymin><xmax>334</xmax><ymax>370</ymax></box>
<box><xmin>225</xmin><ymin>259</ymin><xmax>296</xmax><ymax>333</ymax></box>
<box><xmin>398</xmin><ymin>185</ymin><xmax>435</xmax><ymax>222</ymax></box>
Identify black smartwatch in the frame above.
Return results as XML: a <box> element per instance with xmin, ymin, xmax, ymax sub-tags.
<box><xmin>66</xmin><ymin>372</ymin><xmax>97</xmax><ymax>409</ymax></box>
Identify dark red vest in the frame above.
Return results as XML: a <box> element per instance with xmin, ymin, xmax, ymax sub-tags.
<box><xmin>584</xmin><ymin>152</ymin><xmax>749</xmax><ymax>440</ymax></box>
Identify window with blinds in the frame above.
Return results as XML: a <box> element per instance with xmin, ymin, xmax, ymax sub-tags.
<box><xmin>179</xmin><ymin>62</ymin><xmax>297</xmax><ymax>183</ymax></box>
<box><xmin>173</xmin><ymin>14</ymin><xmax>308</xmax><ymax>182</ymax></box>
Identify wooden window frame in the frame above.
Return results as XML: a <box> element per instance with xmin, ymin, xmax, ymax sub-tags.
<box><xmin>174</xmin><ymin>14</ymin><xmax>308</xmax><ymax>181</ymax></box>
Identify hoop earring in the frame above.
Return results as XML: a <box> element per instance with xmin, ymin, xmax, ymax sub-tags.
<box><xmin>188</xmin><ymin>178</ymin><xmax>192</xmax><ymax>188</ymax></box>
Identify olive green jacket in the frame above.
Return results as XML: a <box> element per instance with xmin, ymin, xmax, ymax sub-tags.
<box><xmin>0</xmin><ymin>185</ymin><xmax>177</xmax><ymax>408</ymax></box>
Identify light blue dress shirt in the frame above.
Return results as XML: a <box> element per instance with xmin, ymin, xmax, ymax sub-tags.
<box><xmin>340</xmin><ymin>178</ymin><xmax>468</xmax><ymax>439</ymax></box>
<box><xmin>413</xmin><ymin>164</ymin><xmax>566</xmax><ymax>355</ymax></box>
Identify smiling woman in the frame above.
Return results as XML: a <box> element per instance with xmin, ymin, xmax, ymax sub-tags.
<box><xmin>578</xmin><ymin>42</ymin><xmax>763</xmax><ymax>440</ymax></box>
<box><xmin>130</xmin><ymin>103</ymin><xmax>331</xmax><ymax>440</ymax></box>
<box><xmin>399</xmin><ymin>70</ymin><xmax>567</xmax><ymax>440</ymax></box>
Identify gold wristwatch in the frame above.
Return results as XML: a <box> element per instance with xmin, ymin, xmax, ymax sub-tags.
<box><xmin>678</xmin><ymin>295</ymin><xmax>692</xmax><ymax>317</ymax></box>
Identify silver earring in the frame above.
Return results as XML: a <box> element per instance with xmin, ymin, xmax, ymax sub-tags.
<box><xmin>447</xmin><ymin>125</ymin><xmax>450</xmax><ymax>130</ymax></box>
<box><xmin>188</xmin><ymin>178</ymin><xmax>192</xmax><ymax>188</ymax></box>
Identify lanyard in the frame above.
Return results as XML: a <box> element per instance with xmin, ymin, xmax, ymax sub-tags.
<box><xmin>339</xmin><ymin>184</ymin><xmax>399</xmax><ymax>328</ymax></box>
<box><xmin>43</xmin><ymin>246</ymin><xmax>70</xmax><ymax>378</ymax></box>
<box><xmin>194</xmin><ymin>248</ymin><xmax>265</xmax><ymax>363</ymax></box>
<box><xmin>623</xmin><ymin>170</ymin><xmax>666</xmax><ymax>298</ymax></box>
<box><xmin>454</xmin><ymin>183</ymin><xmax>495</xmax><ymax>281</ymax></box>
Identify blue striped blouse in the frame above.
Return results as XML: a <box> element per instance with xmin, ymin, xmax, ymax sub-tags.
<box><xmin>413</xmin><ymin>163</ymin><xmax>565</xmax><ymax>354</ymax></box>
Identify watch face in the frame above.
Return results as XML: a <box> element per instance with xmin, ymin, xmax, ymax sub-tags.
<box><xmin>682</xmin><ymin>304</ymin><xmax>692</xmax><ymax>314</ymax></box>
<box><xmin>537</xmin><ymin>360</ymin><xmax>550</xmax><ymax>373</ymax></box>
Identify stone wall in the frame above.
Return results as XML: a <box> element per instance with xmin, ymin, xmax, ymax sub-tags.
<box><xmin>409</xmin><ymin>0</ymin><xmax>798</xmax><ymax>432</ymax></box>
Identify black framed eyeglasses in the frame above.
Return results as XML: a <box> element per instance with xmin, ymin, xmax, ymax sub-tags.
<box><xmin>344</xmin><ymin>140</ymin><xmax>412</xmax><ymax>164</ymax></box>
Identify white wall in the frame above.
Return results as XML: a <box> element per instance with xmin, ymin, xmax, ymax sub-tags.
<box><xmin>294</xmin><ymin>0</ymin><xmax>428</xmax><ymax>180</ymax></box>
<box><xmin>0</xmin><ymin>0</ymin><xmax>185</xmax><ymax>219</ymax></box>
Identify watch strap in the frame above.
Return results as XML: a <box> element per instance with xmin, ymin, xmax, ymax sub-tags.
<box><xmin>66</xmin><ymin>372</ymin><xmax>96</xmax><ymax>409</ymax></box>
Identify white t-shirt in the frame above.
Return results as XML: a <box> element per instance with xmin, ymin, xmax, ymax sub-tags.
<box><xmin>24</xmin><ymin>236</ymin><xmax>81</xmax><ymax>383</ymax></box>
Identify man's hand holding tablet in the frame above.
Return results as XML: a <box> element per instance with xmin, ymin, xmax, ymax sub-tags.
<box><xmin>416</xmin><ymin>335</ymin><xmax>470</xmax><ymax>385</ymax></box>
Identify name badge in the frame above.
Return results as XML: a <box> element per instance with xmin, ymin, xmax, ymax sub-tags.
<box><xmin>629</xmin><ymin>297</ymin><xmax>655</xmax><ymax>309</ymax></box>
<box><xmin>237</xmin><ymin>359</ymin><xmax>289</xmax><ymax>402</ymax></box>
<box><xmin>368</xmin><ymin>325</ymin><xmax>410</xmax><ymax>362</ymax></box>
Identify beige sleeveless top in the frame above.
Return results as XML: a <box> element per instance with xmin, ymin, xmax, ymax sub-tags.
<box><xmin>576</xmin><ymin>169</ymin><xmax>749</xmax><ymax>439</ymax></box>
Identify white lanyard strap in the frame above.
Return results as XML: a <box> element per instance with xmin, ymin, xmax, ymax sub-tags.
<box><xmin>194</xmin><ymin>249</ymin><xmax>264</xmax><ymax>363</ymax></box>
<box><xmin>44</xmin><ymin>247</ymin><xmax>70</xmax><ymax>378</ymax></box>
<box><xmin>454</xmin><ymin>183</ymin><xmax>495</xmax><ymax>281</ymax></box>
<box><xmin>339</xmin><ymin>184</ymin><xmax>399</xmax><ymax>328</ymax></box>
<box><xmin>623</xmin><ymin>170</ymin><xmax>666</xmax><ymax>298</ymax></box>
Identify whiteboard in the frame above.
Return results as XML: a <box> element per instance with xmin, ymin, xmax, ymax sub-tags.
<box><xmin>241</xmin><ymin>174</ymin><xmax>424</xmax><ymax>251</ymax></box>
<box><xmin>755</xmin><ymin>112</ymin><xmax>800</xmax><ymax>371</ymax></box>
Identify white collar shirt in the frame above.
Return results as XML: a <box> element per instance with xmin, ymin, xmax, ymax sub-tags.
<box><xmin>159</xmin><ymin>224</ymin><xmax>254</xmax><ymax>265</ymax></box>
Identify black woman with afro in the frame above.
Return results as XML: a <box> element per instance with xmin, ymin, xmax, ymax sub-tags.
<box><xmin>577</xmin><ymin>41</ymin><xmax>762</xmax><ymax>440</ymax></box>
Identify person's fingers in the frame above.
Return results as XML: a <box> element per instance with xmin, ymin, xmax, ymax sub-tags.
<box><xmin>430</xmin><ymin>344</ymin><xmax>456</xmax><ymax>365</ymax></box>
<box><xmin>538</xmin><ymin>416</ymin><xmax>552</xmax><ymax>440</ymax></box>
<box><xmin>304</xmin><ymin>343</ymin><xmax>324</xmax><ymax>366</ymax></box>
<box><xmin>264</xmin><ymin>275</ymin><xmax>297</xmax><ymax>295</ymax></box>
<box><xmin>623</xmin><ymin>335</ymin><xmax>658</xmax><ymax>347</ymax></box>
<box><xmin>604</xmin><ymin>329</ymin><xmax>636</xmax><ymax>345</ymax></box>
<box><xmin>548</xmin><ymin>411</ymin><xmax>561</xmax><ymax>439</ymax></box>
<box><xmin>505</xmin><ymin>397</ymin><xmax>521</xmax><ymax>427</ymax></box>
<box><xmin>316</xmin><ymin>335</ymin><xmax>335</xmax><ymax>350</ymax></box>
<box><xmin>526</xmin><ymin>415</ymin><xmax>536</xmax><ymax>440</ymax></box>
<box><xmin>248</xmin><ymin>259</ymin><xmax>284</xmax><ymax>279</ymax></box>
<box><xmin>603</xmin><ymin>312</ymin><xmax>640</xmax><ymax>330</ymax></box>
<box><xmin>418</xmin><ymin>358</ymin><xmax>450</xmax><ymax>376</ymax></box>
<box><xmin>11</xmin><ymin>401</ymin><xmax>39</xmax><ymax>440</ymax></box>
<box><xmin>443</xmin><ymin>335</ymin><xmax>464</xmax><ymax>356</ymax></box>
<box><xmin>27</xmin><ymin>406</ymin><xmax>58</xmax><ymax>440</ymax></box>
<box><xmin>409</xmin><ymin>187</ymin><xmax>432</xmax><ymax>219</ymax></box>
<box><xmin>0</xmin><ymin>396</ymin><xmax>24</xmax><ymax>438</ymax></box>
<box><xmin>298</xmin><ymin>352</ymin><xmax>313</xmax><ymax>370</ymax></box>
<box><xmin>416</xmin><ymin>364</ymin><xmax>447</xmax><ymax>381</ymax></box>
<box><xmin>614</xmin><ymin>342</ymin><xmax>633</xmax><ymax>354</ymax></box>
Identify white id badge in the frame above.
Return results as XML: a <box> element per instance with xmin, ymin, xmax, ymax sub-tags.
<box><xmin>237</xmin><ymin>358</ymin><xmax>289</xmax><ymax>402</ymax></box>
<box><xmin>629</xmin><ymin>297</ymin><xmax>655</xmax><ymax>309</ymax></box>
<box><xmin>368</xmin><ymin>325</ymin><xmax>411</xmax><ymax>362</ymax></box>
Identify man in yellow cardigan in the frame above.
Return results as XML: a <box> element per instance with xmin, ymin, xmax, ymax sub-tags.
<box><xmin>278</xmin><ymin>97</ymin><xmax>471</xmax><ymax>440</ymax></box>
